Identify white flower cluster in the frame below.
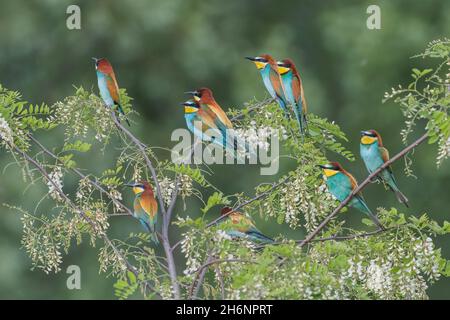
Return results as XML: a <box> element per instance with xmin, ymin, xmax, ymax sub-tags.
<box><xmin>178</xmin><ymin>174</ymin><xmax>193</xmax><ymax>200</ymax></box>
<box><xmin>0</xmin><ymin>116</ymin><xmax>13</xmax><ymax>146</ymax></box>
<box><xmin>413</xmin><ymin>237</ymin><xmax>441</xmax><ymax>281</ymax></box>
<box><xmin>75</xmin><ymin>177</ymin><xmax>93</xmax><ymax>204</ymax></box>
<box><xmin>20</xmin><ymin>214</ymin><xmax>63</xmax><ymax>274</ymax></box>
<box><xmin>181</xmin><ymin>230</ymin><xmax>202</xmax><ymax>277</ymax></box>
<box><xmin>234</xmin><ymin>123</ymin><xmax>286</xmax><ymax>152</ymax></box>
<box><xmin>47</xmin><ymin>167</ymin><xmax>64</xmax><ymax>202</ymax></box>
<box><xmin>159</xmin><ymin>177</ymin><xmax>176</xmax><ymax>206</ymax></box>
<box><xmin>108</xmin><ymin>187</ymin><xmax>123</xmax><ymax>212</ymax></box>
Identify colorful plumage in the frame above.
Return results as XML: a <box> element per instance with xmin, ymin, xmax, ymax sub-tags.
<box><xmin>220</xmin><ymin>207</ymin><xmax>274</xmax><ymax>244</ymax></box>
<box><xmin>360</xmin><ymin>130</ymin><xmax>409</xmax><ymax>207</ymax></box>
<box><xmin>277</xmin><ymin>59</ymin><xmax>309</xmax><ymax>136</ymax></box>
<box><xmin>319</xmin><ymin>162</ymin><xmax>384</xmax><ymax>229</ymax></box>
<box><xmin>186</xmin><ymin>88</ymin><xmax>255</xmax><ymax>156</ymax></box>
<box><xmin>92</xmin><ymin>57</ymin><xmax>130</xmax><ymax>126</ymax></box>
<box><xmin>125</xmin><ymin>181</ymin><xmax>159</xmax><ymax>244</ymax></box>
<box><xmin>246</xmin><ymin>54</ymin><xmax>290</xmax><ymax>117</ymax></box>
<box><xmin>181</xmin><ymin>100</ymin><xmax>240</xmax><ymax>157</ymax></box>
<box><xmin>186</xmin><ymin>87</ymin><xmax>233</xmax><ymax>130</ymax></box>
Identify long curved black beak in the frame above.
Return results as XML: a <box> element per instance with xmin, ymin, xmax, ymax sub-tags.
<box><xmin>184</xmin><ymin>91</ymin><xmax>198</xmax><ymax>96</ymax></box>
<box><xmin>245</xmin><ymin>56</ymin><xmax>257</xmax><ymax>61</ymax></box>
<box><xmin>124</xmin><ymin>182</ymin><xmax>135</xmax><ymax>187</ymax></box>
<box><xmin>360</xmin><ymin>130</ymin><xmax>370</xmax><ymax>136</ymax></box>
<box><xmin>317</xmin><ymin>164</ymin><xmax>327</xmax><ymax>169</ymax></box>
<box><xmin>92</xmin><ymin>57</ymin><xmax>99</xmax><ymax>62</ymax></box>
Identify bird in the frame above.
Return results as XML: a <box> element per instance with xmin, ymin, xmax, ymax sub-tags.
<box><xmin>92</xmin><ymin>57</ymin><xmax>130</xmax><ymax>126</ymax></box>
<box><xmin>245</xmin><ymin>54</ymin><xmax>290</xmax><ymax>118</ymax></box>
<box><xmin>360</xmin><ymin>130</ymin><xmax>409</xmax><ymax>207</ymax></box>
<box><xmin>185</xmin><ymin>87</ymin><xmax>233</xmax><ymax>130</ymax></box>
<box><xmin>277</xmin><ymin>58</ymin><xmax>309</xmax><ymax>136</ymax></box>
<box><xmin>125</xmin><ymin>181</ymin><xmax>159</xmax><ymax>244</ymax></box>
<box><xmin>181</xmin><ymin>100</ymin><xmax>240</xmax><ymax>158</ymax></box>
<box><xmin>318</xmin><ymin>162</ymin><xmax>384</xmax><ymax>229</ymax></box>
<box><xmin>186</xmin><ymin>88</ymin><xmax>255</xmax><ymax>156</ymax></box>
<box><xmin>219</xmin><ymin>207</ymin><xmax>274</xmax><ymax>244</ymax></box>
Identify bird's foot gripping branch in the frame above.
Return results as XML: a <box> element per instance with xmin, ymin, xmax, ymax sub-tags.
<box><xmin>0</xmin><ymin>39</ymin><xmax>449</xmax><ymax>299</ymax></box>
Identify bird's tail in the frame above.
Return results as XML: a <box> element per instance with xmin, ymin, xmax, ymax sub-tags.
<box><xmin>150</xmin><ymin>232</ymin><xmax>159</xmax><ymax>245</ymax></box>
<box><xmin>116</xmin><ymin>104</ymin><xmax>131</xmax><ymax>126</ymax></box>
<box><xmin>352</xmin><ymin>196</ymin><xmax>385</xmax><ymax>230</ymax></box>
<box><xmin>385</xmin><ymin>175</ymin><xmax>409</xmax><ymax>207</ymax></box>
<box><xmin>394</xmin><ymin>189</ymin><xmax>409</xmax><ymax>207</ymax></box>
<box><xmin>248</xmin><ymin>231</ymin><xmax>274</xmax><ymax>244</ymax></box>
<box><xmin>302</xmin><ymin>113</ymin><xmax>310</xmax><ymax>136</ymax></box>
<box><xmin>140</xmin><ymin>219</ymin><xmax>159</xmax><ymax>244</ymax></box>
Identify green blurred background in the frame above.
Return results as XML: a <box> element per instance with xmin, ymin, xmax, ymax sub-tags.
<box><xmin>0</xmin><ymin>0</ymin><xmax>448</xmax><ymax>299</ymax></box>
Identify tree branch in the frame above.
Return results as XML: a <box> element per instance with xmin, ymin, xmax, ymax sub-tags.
<box><xmin>298</xmin><ymin>133</ymin><xmax>428</xmax><ymax>248</ymax></box>
<box><xmin>27</xmin><ymin>133</ymin><xmax>134</xmax><ymax>217</ymax></box>
<box><xmin>8</xmin><ymin>141</ymin><xmax>161</xmax><ymax>298</ymax></box>
<box><xmin>109</xmin><ymin>111</ymin><xmax>181</xmax><ymax>299</ymax></box>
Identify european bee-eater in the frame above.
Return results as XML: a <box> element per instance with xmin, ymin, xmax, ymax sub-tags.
<box><xmin>360</xmin><ymin>130</ymin><xmax>409</xmax><ymax>207</ymax></box>
<box><xmin>92</xmin><ymin>57</ymin><xmax>130</xmax><ymax>126</ymax></box>
<box><xmin>220</xmin><ymin>207</ymin><xmax>274</xmax><ymax>244</ymax></box>
<box><xmin>181</xmin><ymin>100</ymin><xmax>239</xmax><ymax>157</ymax></box>
<box><xmin>245</xmin><ymin>54</ymin><xmax>289</xmax><ymax>117</ymax></box>
<box><xmin>125</xmin><ymin>181</ymin><xmax>159</xmax><ymax>244</ymax></box>
<box><xmin>277</xmin><ymin>59</ymin><xmax>309</xmax><ymax>136</ymax></box>
<box><xmin>185</xmin><ymin>87</ymin><xmax>233</xmax><ymax>130</ymax></box>
<box><xmin>186</xmin><ymin>88</ymin><xmax>255</xmax><ymax>156</ymax></box>
<box><xmin>318</xmin><ymin>162</ymin><xmax>384</xmax><ymax>229</ymax></box>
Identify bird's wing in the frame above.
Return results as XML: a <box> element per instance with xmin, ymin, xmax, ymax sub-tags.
<box><xmin>105</xmin><ymin>73</ymin><xmax>120</xmax><ymax>104</ymax></box>
<box><xmin>194</xmin><ymin>110</ymin><xmax>225</xmax><ymax>143</ymax></box>
<box><xmin>201</xmin><ymin>103</ymin><xmax>232</xmax><ymax>132</ymax></box>
<box><xmin>379</xmin><ymin>146</ymin><xmax>393</xmax><ymax>174</ymax></box>
<box><xmin>139</xmin><ymin>193</ymin><xmax>158</xmax><ymax>220</ymax></box>
<box><xmin>232</xmin><ymin>213</ymin><xmax>256</xmax><ymax>233</ymax></box>
<box><xmin>208</xmin><ymin>102</ymin><xmax>233</xmax><ymax>129</ymax></box>
<box><xmin>292</xmin><ymin>74</ymin><xmax>308</xmax><ymax>116</ymax></box>
<box><xmin>291</xmin><ymin>74</ymin><xmax>302</xmax><ymax>104</ymax></box>
<box><xmin>342</xmin><ymin>171</ymin><xmax>358</xmax><ymax>191</ymax></box>
<box><xmin>269</xmin><ymin>67</ymin><xmax>287</xmax><ymax>102</ymax></box>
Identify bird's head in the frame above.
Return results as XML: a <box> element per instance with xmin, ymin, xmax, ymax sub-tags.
<box><xmin>185</xmin><ymin>87</ymin><xmax>213</xmax><ymax>102</ymax></box>
<box><xmin>360</xmin><ymin>130</ymin><xmax>382</xmax><ymax>146</ymax></box>
<box><xmin>318</xmin><ymin>162</ymin><xmax>343</xmax><ymax>177</ymax></box>
<box><xmin>221</xmin><ymin>206</ymin><xmax>233</xmax><ymax>216</ymax></box>
<box><xmin>277</xmin><ymin>58</ymin><xmax>297</xmax><ymax>75</ymax></box>
<box><xmin>92</xmin><ymin>57</ymin><xmax>113</xmax><ymax>73</ymax></box>
<box><xmin>125</xmin><ymin>180</ymin><xmax>152</xmax><ymax>195</ymax></box>
<box><xmin>180</xmin><ymin>100</ymin><xmax>200</xmax><ymax>114</ymax></box>
<box><xmin>246</xmin><ymin>54</ymin><xmax>274</xmax><ymax>70</ymax></box>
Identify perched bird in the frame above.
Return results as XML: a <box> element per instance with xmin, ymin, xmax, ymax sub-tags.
<box><xmin>186</xmin><ymin>87</ymin><xmax>255</xmax><ymax>156</ymax></box>
<box><xmin>185</xmin><ymin>87</ymin><xmax>233</xmax><ymax>130</ymax></box>
<box><xmin>318</xmin><ymin>162</ymin><xmax>384</xmax><ymax>229</ymax></box>
<box><xmin>219</xmin><ymin>207</ymin><xmax>274</xmax><ymax>244</ymax></box>
<box><xmin>181</xmin><ymin>100</ymin><xmax>239</xmax><ymax>157</ymax></box>
<box><xmin>245</xmin><ymin>54</ymin><xmax>290</xmax><ymax>117</ymax></box>
<box><xmin>360</xmin><ymin>130</ymin><xmax>409</xmax><ymax>207</ymax></box>
<box><xmin>125</xmin><ymin>181</ymin><xmax>159</xmax><ymax>244</ymax></box>
<box><xmin>277</xmin><ymin>59</ymin><xmax>309</xmax><ymax>136</ymax></box>
<box><xmin>92</xmin><ymin>57</ymin><xmax>130</xmax><ymax>126</ymax></box>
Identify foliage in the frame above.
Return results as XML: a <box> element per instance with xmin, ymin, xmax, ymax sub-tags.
<box><xmin>0</xmin><ymin>41</ymin><xmax>449</xmax><ymax>300</ymax></box>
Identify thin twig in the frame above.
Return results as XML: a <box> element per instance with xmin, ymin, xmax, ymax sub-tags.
<box><xmin>187</xmin><ymin>258</ymin><xmax>253</xmax><ymax>299</ymax></box>
<box><xmin>206</xmin><ymin>175</ymin><xmax>291</xmax><ymax>228</ymax></box>
<box><xmin>27</xmin><ymin>133</ymin><xmax>133</xmax><ymax>217</ymax></box>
